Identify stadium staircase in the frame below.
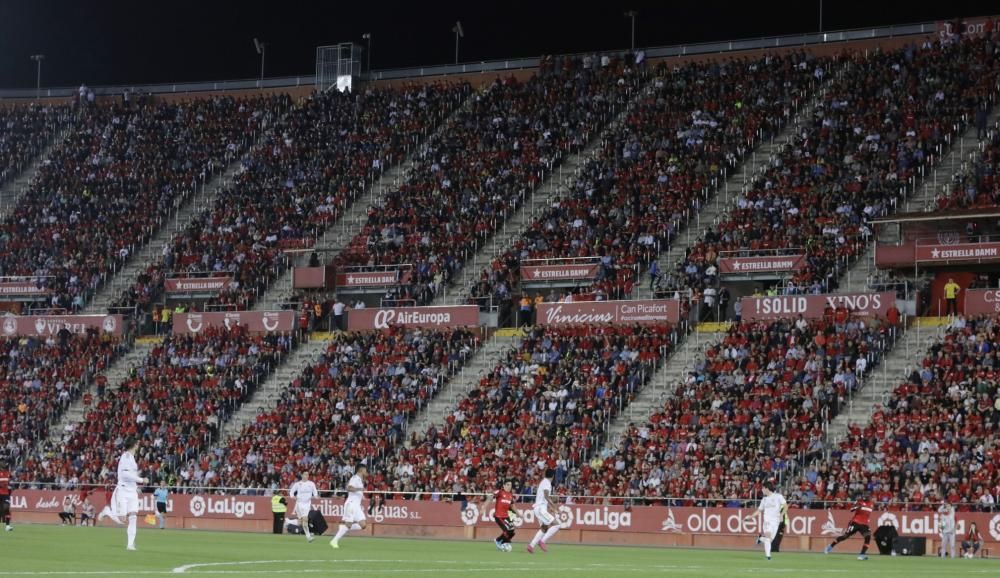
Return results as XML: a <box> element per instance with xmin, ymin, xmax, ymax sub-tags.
<box><xmin>218</xmin><ymin>336</ymin><xmax>331</xmax><ymax>441</ymax></box>
<box><xmin>822</xmin><ymin>318</ymin><xmax>949</xmax><ymax>445</ymax></box>
<box><xmin>837</xmin><ymin>103</ymin><xmax>1000</xmax><ymax>294</ymax></box>
<box><xmin>597</xmin><ymin>81</ymin><xmax>835</xmax><ymax>444</ymax></box>
<box><xmin>604</xmin><ymin>328</ymin><xmax>719</xmax><ymax>444</ymax></box>
<box><xmin>0</xmin><ymin>125</ymin><xmax>73</xmax><ymax>219</ymax></box>
<box><xmin>253</xmin><ymin>90</ymin><xmax>478</xmax><ymax>311</ymax></box>
<box><xmin>405</xmin><ymin>333</ymin><xmax>520</xmax><ymax>436</ymax></box>
<box><xmin>44</xmin><ymin>338</ymin><xmax>161</xmax><ymax>445</ymax></box>
<box><xmin>634</xmin><ymin>81</ymin><xmax>836</xmax><ymax>301</ymax></box>
<box><xmin>436</xmin><ymin>81</ymin><xmax>657</xmax><ymax>307</ymax></box>
<box><xmin>83</xmin><ymin>158</ymin><xmax>251</xmax><ymax>314</ymax></box>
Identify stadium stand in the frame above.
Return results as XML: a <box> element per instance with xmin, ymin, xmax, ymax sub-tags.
<box><xmin>0</xmin><ymin>102</ymin><xmax>73</xmax><ymax>188</ymax></box>
<box><xmin>334</xmin><ymin>54</ymin><xmax>643</xmax><ymax>306</ymax></box>
<box><xmin>0</xmin><ymin>95</ymin><xmax>287</xmax><ymax>312</ymax></box>
<box><xmin>213</xmin><ymin>327</ymin><xmax>480</xmax><ymax>492</ymax></box>
<box><xmin>0</xmin><ymin>332</ymin><xmax>124</xmax><ymax>468</ymax></box>
<box><xmin>389</xmin><ymin>324</ymin><xmax>674</xmax><ymax>498</ymax></box>
<box><xmin>466</xmin><ymin>52</ymin><xmax>827</xmax><ymax>314</ymax></box>
<box><xmin>23</xmin><ymin>327</ymin><xmax>293</xmax><ymax>488</ymax></box>
<box><xmin>801</xmin><ymin>314</ymin><xmax>1000</xmax><ymax>512</ymax></box>
<box><xmin>111</xmin><ymin>83</ymin><xmax>469</xmax><ymax>313</ymax></box>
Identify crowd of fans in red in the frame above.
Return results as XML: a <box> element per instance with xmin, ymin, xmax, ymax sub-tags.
<box><xmin>667</xmin><ymin>35</ymin><xmax>1000</xmax><ymax>303</ymax></box>
<box><xmin>212</xmin><ymin>327</ymin><xmax>479</xmax><ymax>492</ymax></box>
<box><xmin>0</xmin><ymin>102</ymin><xmax>72</xmax><ymax>187</ymax></box>
<box><xmin>800</xmin><ymin>314</ymin><xmax>1000</xmax><ymax>512</ymax></box>
<box><xmin>468</xmin><ymin>52</ymin><xmax>825</xmax><ymax>311</ymax></box>
<box><xmin>23</xmin><ymin>327</ymin><xmax>293</xmax><ymax>488</ymax></box>
<box><xmin>0</xmin><ymin>95</ymin><xmax>286</xmax><ymax>312</ymax></box>
<box><xmin>112</xmin><ymin>84</ymin><xmax>469</xmax><ymax>314</ymax></box>
<box><xmin>381</xmin><ymin>324</ymin><xmax>673</xmax><ymax>498</ymax></box>
<box><xmin>0</xmin><ymin>331</ymin><xmax>123</xmax><ymax>469</ymax></box>
<box><xmin>335</xmin><ymin>54</ymin><xmax>643</xmax><ymax>306</ymax></box>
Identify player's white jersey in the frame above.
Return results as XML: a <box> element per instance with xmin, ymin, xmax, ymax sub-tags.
<box><xmin>758</xmin><ymin>492</ymin><xmax>786</xmax><ymax>525</ymax></box>
<box><xmin>116</xmin><ymin>451</ymin><xmax>141</xmax><ymax>490</ymax></box>
<box><xmin>345</xmin><ymin>475</ymin><xmax>364</xmax><ymax>506</ymax></box>
<box><xmin>290</xmin><ymin>480</ymin><xmax>319</xmax><ymax>503</ymax></box>
<box><xmin>535</xmin><ymin>478</ymin><xmax>552</xmax><ymax>507</ymax></box>
<box><xmin>937</xmin><ymin>505</ymin><xmax>956</xmax><ymax>533</ymax></box>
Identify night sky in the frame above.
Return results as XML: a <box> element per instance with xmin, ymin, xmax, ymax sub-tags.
<box><xmin>0</xmin><ymin>0</ymin><xmax>997</xmax><ymax>89</ymax></box>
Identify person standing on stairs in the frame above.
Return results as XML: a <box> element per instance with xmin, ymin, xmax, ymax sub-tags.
<box><xmin>944</xmin><ymin>278</ymin><xmax>961</xmax><ymax>317</ymax></box>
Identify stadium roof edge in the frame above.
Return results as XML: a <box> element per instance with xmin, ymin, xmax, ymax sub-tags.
<box><xmin>0</xmin><ymin>16</ymin><xmax>982</xmax><ymax>99</ymax></box>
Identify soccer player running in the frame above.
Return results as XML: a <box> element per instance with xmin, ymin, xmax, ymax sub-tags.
<box><xmin>527</xmin><ymin>468</ymin><xmax>560</xmax><ymax>553</ymax></box>
<box><xmin>825</xmin><ymin>494</ymin><xmax>874</xmax><ymax>560</ymax></box>
<box><xmin>0</xmin><ymin>460</ymin><xmax>13</xmax><ymax>531</ymax></box>
<box><xmin>743</xmin><ymin>480</ymin><xmax>786</xmax><ymax>560</ymax></box>
<box><xmin>153</xmin><ymin>483</ymin><xmax>169</xmax><ymax>530</ymax></box>
<box><xmin>486</xmin><ymin>479</ymin><xmax>522</xmax><ymax>551</ymax></box>
<box><xmin>289</xmin><ymin>471</ymin><xmax>319</xmax><ymax>543</ymax></box>
<box><xmin>330</xmin><ymin>464</ymin><xmax>368</xmax><ymax>549</ymax></box>
<box><xmin>97</xmin><ymin>483</ymin><xmax>123</xmax><ymax>525</ymax></box>
<box><xmin>114</xmin><ymin>437</ymin><xmax>149</xmax><ymax>550</ymax></box>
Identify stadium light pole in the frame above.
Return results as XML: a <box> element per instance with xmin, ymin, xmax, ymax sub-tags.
<box><xmin>253</xmin><ymin>38</ymin><xmax>266</xmax><ymax>81</ymax></box>
<box><xmin>818</xmin><ymin>0</ymin><xmax>823</xmax><ymax>33</ymax></box>
<box><xmin>624</xmin><ymin>11</ymin><xmax>638</xmax><ymax>51</ymax></box>
<box><xmin>362</xmin><ymin>33</ymin><xmax>372</xmax><ymax>74</ymax></box>
<box><xmin>30</xmin><ymin>54</ymin><xmax>44</xmax><ymax>100</ymax></box>
<box><xmin>452</xmin><ymin>21</ymin><xmax>464</xmax><ymax>64</ymax></box>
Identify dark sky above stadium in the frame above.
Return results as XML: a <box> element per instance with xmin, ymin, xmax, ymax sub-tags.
<box><xmin>0</xmin><ymin>0</ymin><xmax>997</xmax><ymax>89</ymax></box>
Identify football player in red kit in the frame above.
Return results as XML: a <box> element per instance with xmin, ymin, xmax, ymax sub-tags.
<box><xmin>0</xmin><ymin>460</ymin><xmax>12</xmax><ymax>531</ymax></box>
<box><xmin>825</xmin><ymin>495</ymin><xmax>874</xmax><ymax>560</ymax></box>
<box><xmin>486</xmin><ymin>479</ymin><xmax>522</xmax><ymax>551</ymax></box>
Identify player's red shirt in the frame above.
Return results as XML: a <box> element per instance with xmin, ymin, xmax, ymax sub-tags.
<box><xmin>850</xmin><ymin>499</ymin><xmax>873</xmax><ymax>526</ymax></box>
<box><xmin>0</xmin><ymin>470</ymin><xmax>10</xmax><ymax>496</ymax></box>
<box><xmin>493</xmin><ymin>489</ymin><xmax>514</xmax><ymax>518</ymax></box>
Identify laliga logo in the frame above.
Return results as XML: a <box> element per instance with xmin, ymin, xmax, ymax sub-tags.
<box><xmin>189</xmin><ymin>496</ymin><xmax>206</xmax><ymax>517</ymax></box>
<box><xmin>877</xmin><ymin>512</ymin><xmax>899</xmax><ymax>529</ymax></box>
<box><xmin>460</xmin><ymin>503</ymin><xmax>480</xmax><ymax>526</ymax></box>
<box><xmin>34</xmin><ymin>318</ymin><xmax>46</xmax><ymax>334</ymax></box>
<box><xmin>661</xmin><ymin>508</ymin><xmax>683</xmax><ymax>533</ymax></box>
<box><xmin>102</xmin><ymin>316</ymin><xmax>117</xmax><ymax>332</ymax></box>
<box><xmin>186</xmin><ymin>315</ymin><xmax>204</xmax><ymax>333</ymax></box>
<box><xmin>990</xmin><ymin>514</ymin><xmax>1000</xmax><ymax>541</ymax></box>
<box><xmin>820</xmin><ymin>510</ymin><xmax>844</xmax><ymax>536</ymax></box>
<box><xmin>373</xmin><ymin>310</ymin><xmax>396</xmax><ymax>330</ymax></box>
<box><xmin>2</xmin><ymin>317</ymin><xmax>16</xmax><ymax>335</ymax></box>
<box><xmin>556</xmin><ymin>505</ymin><xmax>573</xmax><ymax>529</ymax></box>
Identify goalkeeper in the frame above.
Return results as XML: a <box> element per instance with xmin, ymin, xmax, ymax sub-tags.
<box><xmin>485</xmin><ymin>479</ymin><xmax>522</xmax><ymax>550</ymax></box>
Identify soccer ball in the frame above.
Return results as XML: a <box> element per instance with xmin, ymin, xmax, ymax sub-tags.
<box><xmin>503</xmin><ymin>543</ymin><xmax>513</xmax><ymax>552</ymax></box>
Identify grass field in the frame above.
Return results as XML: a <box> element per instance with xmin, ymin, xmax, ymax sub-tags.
<box><xmin>1</xmin><ymin>525</ymin><xmax>997</xmax><ymax>577</ymax></box>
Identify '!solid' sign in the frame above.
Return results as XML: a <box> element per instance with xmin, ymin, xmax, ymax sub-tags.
<box><xmin>740</xmin><ymin>292</ymin><xmax>895</xmax><ymax>321</ymax></box>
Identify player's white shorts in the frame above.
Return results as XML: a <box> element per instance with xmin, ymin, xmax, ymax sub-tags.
<box><xmin>533</xmin><ymin>504</ymin><xmax>555</xmax><ymax>526</ymax></box>
<box><xmin>342</xmin><ymin>500</ymin><xmax>366</xmax><ymax>523</ymax></box>
<box><xmin>761</xmin><ymin>519</ymin><xmax>779</xmax><ymax>541</ymax></box>
<box><xmin>112</xmin><ymin>487</ymin><xmax>139</xmax><ymax>516</ymax></box>
<box><xmin>294</xmin><ymin>500</ymin><xmax>312</xmax><ymax>519</ymax></box>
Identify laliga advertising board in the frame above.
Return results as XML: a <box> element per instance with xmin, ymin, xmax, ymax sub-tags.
<box><xmin>14</xmin><ymin>490</ymin><xmax>1000</xmax><ymax>545</ymax></box>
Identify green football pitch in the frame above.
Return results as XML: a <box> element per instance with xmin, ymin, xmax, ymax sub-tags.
<box><xmin>0</xmin><ymin>525</ymin><xmax>996</xmax><ymax>577</ymax></box>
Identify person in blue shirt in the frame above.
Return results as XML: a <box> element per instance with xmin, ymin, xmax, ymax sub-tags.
<box><xmin>153</xmin><ymin>485</ymin><xmax>169</xmax><ymax>530</ymax></box>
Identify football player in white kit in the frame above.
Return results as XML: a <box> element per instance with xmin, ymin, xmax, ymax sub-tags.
<box><xmin>527</xmin><ymin>468</ymin><xmax>560</xmax><ymax>553</ymax></box>
<box><xmin>290</xmin><ymin>471</ymin><xmax>319</xmax><ymax>543</ymax></box>
<box><xmin>329</xmin><ymin>464</ymin><xmax>368</xmax><ymax>549</ymax></box>
<box><xmin>744</xmin><ymin>480</ymin><xmax>786</xmax><ymax>560</ymax></box>
<box><xmin>113</xmin><ymin>437</ymin><xmax>148</xmax><ymax>550</ymax></box>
